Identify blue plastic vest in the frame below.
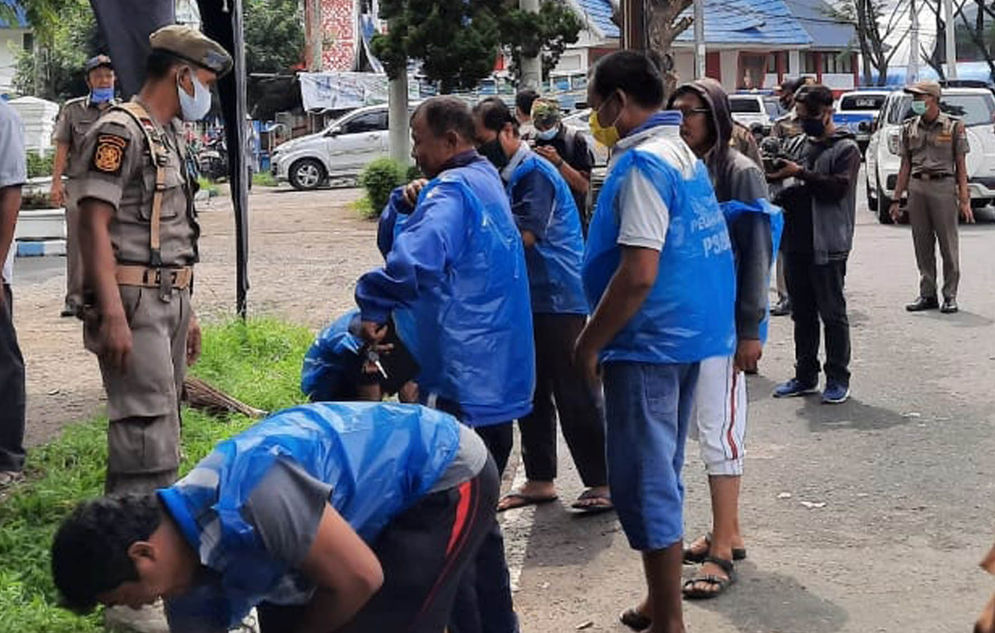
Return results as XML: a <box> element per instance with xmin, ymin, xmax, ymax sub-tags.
<box><xmin>720</xmin><ymin>199</ymin><xmax>784</xmax><ymax>344</ymax></box>
<box><xmin>507</xmin><ymin>154</ymin><xmax>589</xmax><ymax>315</ymax></box>
<box><xmin>582</xmin><ymin>147</ymin><xmax>736</xmax><ymax>364</ymax></box>
<box><xmin>300</xmin><ymin>310</ymin><xmax>362</xmax><ymax>401</ymax></box>
<box><xmin>159</xmin><ymin>402</ymin><xmax>462</xmax><ymax>628</ymax></box>
<box><xmin>392</xmin><ymin>160</ymin><xmax>535</xmax><ymax>426</ymax></box>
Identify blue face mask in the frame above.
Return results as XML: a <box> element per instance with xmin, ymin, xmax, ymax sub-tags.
<box><xmin>90</xmin><ymin>87</ymin><xmax>114</xmax><ymax>103</ymax></box>
<box><xmin>535</xmin><ymin>126</ymin><xmax>558</xmax><ymax>141</ymax></box>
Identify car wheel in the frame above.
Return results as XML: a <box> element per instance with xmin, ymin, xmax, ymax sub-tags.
<box><xmin>877</xmin><ymin>182</ymin><xmax>894</xmax><ymax>225</ymax></box>
<box><xmin>289</xmin><ymin>159</ymin><xmax>325</xmax><ymax>190</ymax></box>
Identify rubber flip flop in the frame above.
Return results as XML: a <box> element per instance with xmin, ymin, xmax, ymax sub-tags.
<box><xmin>497</xmin><ymin>492</ymin><xmax>558</xmax><ymax>512</ymax></box>
<box><xmin>683</xmin><ymin>532</ymin><xmax>747</xmax><ymax>564</ymax></box>
<box><xmin>570</xmin><ymin>488</ymin><xmax>614</xmax><ymax>515</ymax></box>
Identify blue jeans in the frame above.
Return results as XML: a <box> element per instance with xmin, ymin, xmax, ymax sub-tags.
<box><xmin>603</xmin><ymin>361</ymin><xmax>700</xmax><ymax>552</ymax></box>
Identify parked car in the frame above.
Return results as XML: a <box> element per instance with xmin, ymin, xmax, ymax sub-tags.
<box><xmin>833</xmin><ymin>90</ymin><xmax>890</xmax><ymax>153</ymax></box>
<box><xmin>562</xmin><ymin>108</ymin><xmax>609</xmax><ymax>167</ymax></box>
<box><xmin>865</xmin><ymin>87</ymin><xmax>995</xmax><ymax>223</ymax></box>
<box><xmin>729</xmin><ymin>94</ymin><xmax>772</xmax><ymax>135</ymax></box>
<box><xmin>272</xmin><ymin>104</ymin><xmax>393</xmax><ymax>190</ymax></box>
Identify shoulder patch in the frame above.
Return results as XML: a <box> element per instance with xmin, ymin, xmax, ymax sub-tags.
<box><xmin>90</xmin><ymin>133</ymin><xmax>129</xmax><ymax>175</ymax></box>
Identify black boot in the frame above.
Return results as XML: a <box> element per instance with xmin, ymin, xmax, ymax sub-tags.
<box><xmin>905</xmin><ymin>296</ymin><xmax>939</xmax><ymax>312</ymax></box>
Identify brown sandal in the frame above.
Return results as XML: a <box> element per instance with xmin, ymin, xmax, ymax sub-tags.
<box><xmin>682</xmin><ymin>532</ymin><xmax>747</xmax><ymax>564</ymax></box>
<box><xmin>682</xmin><ymin>556</ymin><xmax>737</xmax><ymax>600</ymax></box>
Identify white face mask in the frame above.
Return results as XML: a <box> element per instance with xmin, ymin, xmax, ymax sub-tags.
<box><xmin>177</xmin><ymin>68</ymin><xmax>212</xmax><ymax>122</ymax></box>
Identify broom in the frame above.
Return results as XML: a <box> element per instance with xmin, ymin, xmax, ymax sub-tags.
<box><xmin>182</xmin><ymin>376</ymin><xmax>267</xmax><ymax>419</ymax></box>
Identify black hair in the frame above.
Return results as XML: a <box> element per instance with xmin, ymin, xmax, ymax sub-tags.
<box><xmin>411</xmin><ymin>96</ymin><xmax>477</xmax><ymax>143</ymax></box>
<box><xmin>145</xmin><ymin>49</ymin><xmax>184</xmax><ymax>82</ymax></box>
<box><xmin>515</xmin><ymin>89</ymin><xmax>539</xmax><ymax>115</ymax></box>
<box><xmin>472</xmin><ymin>97</ymin><xmax>518</xmax><ymax>135</ymax></box>
<box><xmin>590</xmin><ymin>50</ymin><xmax>665</xmax><ymax>109</ymax></box>
<box><xmin>794</xmin><ymin>84</ymin><xmax>835</xmax><ymax>113</ymax></box>
<box><xmin>51</xmin><ymin>494</ymin><xmax>163</xmax><ymax>613</ymax></box>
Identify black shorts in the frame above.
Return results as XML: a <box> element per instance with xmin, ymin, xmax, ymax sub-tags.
<box><xmin>355</xmin><ymin>320</ymin><xmax>420</xmax><ymax>396</ymax></box>
<box><xmin>257</xmin><ymin>458</ymin><xmax>499</xmax><ymax>633</ymax></box>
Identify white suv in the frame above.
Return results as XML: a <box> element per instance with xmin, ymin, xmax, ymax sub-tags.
<box><xmin>865</xmin><ymin>87</ymin><xmax>995</xmax><ymax>223</ymax></box>
<box><xmin>728</xmin><ymin>94</ymin><xmax>771</xmax><ymax>134</ymax></box>
<box><xmin>272</xmin><ymin>104</ymin><xmax>392</xmax><ymax>190</ymax></box>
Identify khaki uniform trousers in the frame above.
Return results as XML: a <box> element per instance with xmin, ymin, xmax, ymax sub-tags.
<box><xmin>908</xmin><ymin>177</ymin><xmax>960</xmax><ymax>301</ymax></box>
<box><xmin>85</xmin><ymin>286</ymin><xmax>191</xmax><ymax>495</ymax></box>
<box><xmin>63</xmin><ymin>183</ymin><xmax>84</xmax><ymax>307</ymax></box>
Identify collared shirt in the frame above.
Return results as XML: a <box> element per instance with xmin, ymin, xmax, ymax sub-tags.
<box><xmin>0</xmin><ymin>100</ymin><xmax>26</xmax><ymax>284</ymax></box>
<box><xmin>53</xmin><ymin>95</ymin><xmax>117</xmax><ymax>175</ymax></box>
<box><xmin>502</xmin><ymin>144</ymin><xmax>557</xmax><ymax>240</ymax></box>
<box><xmin>900</xmin><ymin>112</ymin><xmax>969</xmax><ymax>176</ymax></box>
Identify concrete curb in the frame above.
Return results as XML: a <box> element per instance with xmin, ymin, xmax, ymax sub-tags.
<box><xmin>16</xmin><ymin>239</ymin><xmax>66</xmax><ymax>257</ymax></box>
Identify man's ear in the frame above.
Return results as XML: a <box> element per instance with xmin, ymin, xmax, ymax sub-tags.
<box><xmin>127</xmin><ymin>541</ymin><xmax>157</xmax><ymax>566</ymax></box>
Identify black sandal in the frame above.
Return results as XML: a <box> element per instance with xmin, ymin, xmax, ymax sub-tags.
<box><xmin>682</xmin><ymin>556</ymin><xmax>737</xmax><ymax>600</ymax></box>
<box><xmin>619</xmin><ymin>606</ymin><xmax>651</xmax><ymax>631</ymax></box>
<box><xmin>682</xmin><ymin>532</ymin><xmax>747</xmax><ymax>564</ymax></box>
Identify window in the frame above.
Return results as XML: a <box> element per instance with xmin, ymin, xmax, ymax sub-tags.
<box><xmin>821</xmin><ymin>52</ymin><xmax>854</xmax><ymax>74</ymax></box>
<box><xmin>767</xmin><ymin>53</ymin><xmax>777</xmax><ymax>73</ymax></box>
<box><xmin>341</xmin><ymin>110</ymin><xmax>388</xmax><ymax>134</ymax></box>
<box><xmin>803</xmin><ymin>52</ymin><xmax>818</xmax><ymax>74</ymax></box>
<box><xmin>22</xmin><ymin>33</ymin><xmax>33</xmax><ymax>51</ymax></box>
<box><xmin>729</xmin><ymin>97</ymin><xmax>763</xmax><ymax>113</ymax></box>
<box><xmin>887</xmin><ymin>93</ymin><xmax>995</xmax><ymax>126</ymax></box>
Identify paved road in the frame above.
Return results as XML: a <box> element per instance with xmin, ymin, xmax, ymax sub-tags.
<box><xmin>508</xmin><ymin>180</ymin><xmax>995</xmax><ymax>632</ymax></box>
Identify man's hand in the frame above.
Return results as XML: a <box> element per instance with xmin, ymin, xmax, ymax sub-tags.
<box><xmin>402</xmin><ymin>179</ymin><xmax>428</xmax><ymax>208</ymax></box>
<box><xmin>359</xmin><ymin>321</ymin><xmax>387</xmax><ymax>344</ymax></box>
<box><xmin>960</xmin><ymin>199</ymin><xmax>975</xmax><ymax>224</ymax></box>
<box><xmin>99</xmin><ymin>313</ymin><xmax>133</xmax><ymax>373</ymax></box>
<box><xmin>768</xmin><ymin>161</ymin><xmax>802</xmax><ymax>181</ymax></box>
<box><xmin>572</xmin><ymin>335</ymin><xmax>601</xmax><ymax>388</ymax></box>
<box><xmin>50</xmin><ymin>180</ymin><xmax>64</xmax><ymax>208</ymax></box>
<box><xmin>186</xmin><ymin>314</ymin><xmax>202</xmax><ymax>367</ymax></box>
<box><xmin>889</xmin><ymin>201</ymin><xmax>902</xmax><ymax>223</ymax></box>
<box><xmin>734</xmin><ymin>339</ymin><xmax>763</xmax><ymax>373</ymax></box>
<box><xmin>534</xmin><ymin>145</ymin><xmax>563</xmax><ymax>167</ymax></box>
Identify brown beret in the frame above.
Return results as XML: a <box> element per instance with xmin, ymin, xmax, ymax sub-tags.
<box><xmin>149</xmin><ymin>24</ymin><xmax>233</xmax><ymax>77</ymax></box>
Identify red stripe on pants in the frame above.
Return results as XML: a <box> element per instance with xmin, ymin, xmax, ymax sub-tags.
<box><xmin>726</xmin><ymin>369</ymin><xmax>740</xmax><ymax>460</ymax></box>
<box><xmin>446</xmin><ymin>480</ymin><xmax>473</xmax><ymax>556</ymax></box>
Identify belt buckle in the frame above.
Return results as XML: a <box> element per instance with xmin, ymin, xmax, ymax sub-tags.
<box><xmin>156</xmin><ymin>268</ymin><xmax>173</xmax><ymax>302</ymax></box>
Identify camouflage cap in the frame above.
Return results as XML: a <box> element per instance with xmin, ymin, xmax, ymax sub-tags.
<box><xmin>531</xmin><ymin>97</ymin><xmax>562</xmax><ymax>130</ymax></box>
<box><xmin>905</xmin><ymin>81</ymin><xmax>941</xmax><ymax>99</ymax></box>
<box><xmin>84</xmin><ymin>55</ymin><xmax>113</xmax><ymax>73</ymax></box>
<box><xmin>149</xmin><ymin>24</ymin><xmax>233</xmax><ymax>77</ymax></box>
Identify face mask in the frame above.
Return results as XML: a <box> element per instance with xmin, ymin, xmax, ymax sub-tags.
<box><xmin>90</xmin><ymin>87</ymin><xmax>114</xmax><ymax>103</ymax></box>
<box><xmin>590</xmin><ymin>103</ymin><xmax>621</xmax><ymax>148</ymax></box>
<box><xmin>479</xmin><ymin>139</ymin><xmax>509</xmax><ymax>170</ymax></box>
<box><xmin>177</xmin><ymin>68</ymin><xmax>212</xmax><ymax>122</ymax></box>
<box><xmin>535</xmin><ymin>126</ymin><xmax>558</xmax><ymax>141</ymax></box>
<box><xmin>911</xmin><ymin>100</ymin><xmax>927</xmax><ymax>116</ymax></box>
<box><xmin>801</xmin><ymin>116</ymin><xmax>826</xmax><ymax>138</ymax></box>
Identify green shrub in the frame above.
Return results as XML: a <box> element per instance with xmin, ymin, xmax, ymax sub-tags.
<box><xmin>26</xmin><ymin>151</ymin><xmax>54</xmax><ymax>180</ymax></box>
<box><xmin>359</xmin><ymin>158</ymin><xmax>407</xmax><ymax>215</ymax></box>
<box><xmin>252</xmin><ymin>171</ymin><xmax>278</xmax><ymax>187</ymax></box>
<box><xmin>351</xmin><ymin>196</ymin><xmax>378</xmax><ymax>220</ymax></box>
<box><xmin>406</xmin><ymin>165</ymin><xmax>422</xmax><ymax>182</ymax></box>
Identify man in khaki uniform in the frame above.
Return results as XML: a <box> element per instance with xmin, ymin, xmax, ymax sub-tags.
<box><xmin>73</xmin><ymin>25</ymin><xmax>231</xmax><ymax>498</ymax></box>
<box><xmin>51</xmin><ymin>55</ymin><xmax>117</xmax><ymax>318</ymax></box>
<box><xmin>890</xmin><ymin>81</ymin><xmax>973</xmax><ymax>314</ymax></box>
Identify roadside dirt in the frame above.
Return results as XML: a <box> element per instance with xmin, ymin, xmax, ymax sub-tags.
<box><xmin>14</xmin><ymin>186</ymin><xmax>378</xmax><ymax>448</ymax></box>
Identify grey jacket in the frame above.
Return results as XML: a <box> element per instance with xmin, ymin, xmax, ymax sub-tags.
<box><xmin>793</xmin><ymin>132</ymin><xmax>861</xmax><ymax>264</ymax></box>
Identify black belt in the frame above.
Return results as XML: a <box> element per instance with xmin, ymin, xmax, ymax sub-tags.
<box><xmin>912</xmin><ymin>172</ymin><xmax>953</xmax><ymax>180</ymax></box>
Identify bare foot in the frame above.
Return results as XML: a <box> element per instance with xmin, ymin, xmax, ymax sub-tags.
<box><xmin>496</xmin><ymin>480</ymin><xmax>557</xmax><ymax>511</ymax></box>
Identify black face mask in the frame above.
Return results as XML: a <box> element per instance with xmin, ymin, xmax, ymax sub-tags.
<box><xmin>479</xmin><ymin>139</ymin><xmax>509</xmax><ymax>170</ymax></box>
<box><xmin>801</xmin><ymin>116</ymin><xmax>826</xmax><ymax>138</ymax></box>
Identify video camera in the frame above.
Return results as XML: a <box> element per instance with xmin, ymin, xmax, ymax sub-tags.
<box><xmin>759</xmin><ymin>134</ymin><xmax>807</xmax><ymax>174</ymax></box>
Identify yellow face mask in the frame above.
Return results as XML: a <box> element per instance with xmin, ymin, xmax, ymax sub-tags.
<box><xmin>589</xmin><ymin>106</ymin><xmax>621</xmax><ymax>148</ymax></box>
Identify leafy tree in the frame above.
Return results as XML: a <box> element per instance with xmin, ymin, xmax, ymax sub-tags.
<box><xmin>646</xmin><ymin>0</ymin><xmax>693</xmax><ymax>95</ymax></box>
<box><xmin>827</xmin><ymin>0</ymin><xmax>909</xmax><ymax>86</ymax></box>
<box><xmin>499</xmin><ymin>1</ymin><xmax>583</xmax><ymax>82</ymax></box>
<box><xmin>243</xmin><ymin>0</ymin><xmax>306</xmax><ymax>74</ymax></box>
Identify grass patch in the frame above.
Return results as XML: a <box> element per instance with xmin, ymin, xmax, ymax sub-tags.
<box><xmin>0</xmin><ymin>318</ymin><xmax>312</xmax><ymax>632</ymax></box>
<box><xmin>252</xmin><ymin>171</ymin><xmax>278</xmax><ymax>187</ymax></box>
<box><xmin>350</xmin><ymin>195</ymin><xmax>378</xmax><ymax>220</ymax></box>
<box><xmin>196</xmin><ymin>176</ymin><xmax>220</xmax><ymax>197</ymax></box>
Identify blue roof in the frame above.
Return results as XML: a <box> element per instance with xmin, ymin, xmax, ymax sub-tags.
<box><xmin>675</xmin><ymin>0</ymin><xmax>811</xmax><ymax>46</ymax></box>
<box><xmin>574</xmin><ymin>0</ymin><xmax>619</xmax><ymax>38</ymax></box>
<box><xmin>783</xmin><ymin>0</ymin><xmax>855</xmax><ymax>49</ymax></box>
<box><xmin>0</xmin><ymin>0</ymin><xmax>28</xmax><ymax>28</ymax></box>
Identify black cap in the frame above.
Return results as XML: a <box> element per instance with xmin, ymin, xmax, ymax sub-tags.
<box><xmin>84</xmin><ymin>55</ymin><xmax>113</xmax><ymax>73</ymax></box>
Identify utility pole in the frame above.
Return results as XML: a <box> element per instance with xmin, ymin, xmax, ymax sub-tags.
<box><xmin>693</xmin><ymin>0</ymin><xmax>705</xmax><ymax>79</ymax></box>
<box><xmin>621</xmin><ymin>0</ymin><xmax>646</xmax><ymax>50</ymax></box>
<box><xmin>307</xmin><ymin>0</ymin><xmax>323</xmax><ymax>71</ymax></box>
<box><xmin>943</xmin><ymin>0</ymin><xmax>957</xmax><ymax>79</ymax></box>
<box><xmin>388</xmin><ymin>72</ymin><xmax>410</xmax><ymax>164</ymax></box>
<box><xmin>908</xmin><ymin>0</ymin><xmax>920</xmax><ymax>83</ymax></box>
<box><xmin>519</xmin><ymin>0</ymin><xmax>542</xmax><ymax>89</ymax></box>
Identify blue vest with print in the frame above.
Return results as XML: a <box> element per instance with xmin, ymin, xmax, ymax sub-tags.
<box><xmin>507</xmin><ymin>154</ymin><xmax>589</xmax><ymax>315</ymax></box>
<box><xmin>582</xmin><ymin>143</ymin><xmax>736</xmax><ymax>364</ymax></box>
<box><xmin>300</xmin><ymin>309</ymin><xmax>363</xmax><ymax>401</ymax></box>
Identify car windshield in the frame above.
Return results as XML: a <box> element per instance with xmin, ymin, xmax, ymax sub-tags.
<box><xmin>730</xmin><ymin>98</ymin><xmax>762</xmax><ymax>113</ymax></box>
<box><xmin>840</xmin><ymin>94</ymin><xmax>887</xmax><ymax>111</ymax></box>
<box><xmin>764</xmin><ymin>98</ymin><xmax>785</xmax><ymax>118</ymax></box>
<box><xmin>887</xmin><ymin>94</ymin><xmax>995</xmax><ymax>126</ymax></box>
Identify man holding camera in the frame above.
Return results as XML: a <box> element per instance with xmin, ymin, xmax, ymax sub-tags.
<box><xmin>768</xmin><ymin>85</ymin><xmax>860</xmax><ymax>405</ymax></box>
<box><xmin>890</xmin><ymin>81</ymin><xmax>973</xmax><ymax>314</ymax></box>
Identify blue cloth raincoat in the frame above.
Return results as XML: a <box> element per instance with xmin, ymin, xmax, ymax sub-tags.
<box><xmin>507</xmin><ymin>153</ymin><xmax>588</xmax><ymax>315</ymax></box>
<box><xmin>582</xmin><ymin>134</ymin><xmax>737</xmax><ymax>364</ymax></box>
<box><xmin>299</xmin><ymin>310</ymin><xmax>363</xmax><ymax>401</ymax></box>
<box><xmin>161</xmin><ymin>402</ymin><xmax>462</xmax><ymax>629</ymax></box>
<box><xmin>355</xmin><ymin>154</ymin><xmax>535</xmax><ymax>426</ymax></box>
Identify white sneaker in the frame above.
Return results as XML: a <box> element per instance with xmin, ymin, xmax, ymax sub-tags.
<box><xmin>104</xmin><ymin>602</ymin><xmax>170</xmax><ymax>633</ymax></box>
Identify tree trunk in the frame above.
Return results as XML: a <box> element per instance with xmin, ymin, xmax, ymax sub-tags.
<box><xmin>645</xmin><ymin>0</ymin><xmax>692</xmax><ymax>98</ymax></box>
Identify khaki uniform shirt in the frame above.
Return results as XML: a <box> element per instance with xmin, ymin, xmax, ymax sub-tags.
<box><xmin>900</xmin><ymin>112</ymin><xmax>970</xmax><ymax>176</ymax></box>
<box><xmin>53</xmin><ymin>96</ymin><xmax>117</xmax><ymax>175</ymax></box>
<box><xmin>71</xmin><ymin>99</ymin><xmax>199</xmax><ymax>268</ymax></box>
<box><xmin>771</xmin><ymin>112</ymin><xmax>802</xmax><ymax>139</ymax></box>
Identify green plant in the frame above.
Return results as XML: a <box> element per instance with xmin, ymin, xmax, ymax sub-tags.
<box><xmin>406</xmin><ymin>165</ymin><xmax>423</xmax><ymax>182</ymax></box>
<box><xmin>252</xmin><ymin>171</ymin><xmax>278</xmax><ymax>187</ymax></box>
<box><xmin>359</xmin><ymin>158</ymin><xmax>407</xmax><ymax>215</ymax></box>
<box><xmin>197</xmin><ymin>176</ymin><xmax>220</xmax><ymax>197</ymax></box>
<box><xmin>26</xmin><ymin>151</ymin><xmax>54</xmax><ymax>180</ymax></box>
<box><xmin>351</xmin><ymin>196</ymin><xmax>378</xmax><ymax>220</ymax></box>
<box><xmin>0</xmin><ymin>318</ymin><xmax>311</xmax><ymax>632</ymax></box>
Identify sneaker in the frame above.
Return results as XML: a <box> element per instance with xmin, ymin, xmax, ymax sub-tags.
<box><xmin>60</xmin><ymin>299</ymin><xmax>80</xmax><ymax>318</ymax></box>
<box><xmin>770</xmin><ymin>298</ymin><xmax>791</xmax><ymax>317</ymax></box>
<box><xmin>821</xmin><ymin>381</ymin><xmax>850</xmax><ymax>404</ymax></box>
<box><xmin>772</xmin><ymin>378</ymin><xmax>819</xmax><ymax>398</ymax></box>
<box><xmin>940</xmin><ymin>298</ymin><xmax>959</xmax><ymax>314</ymax></box>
